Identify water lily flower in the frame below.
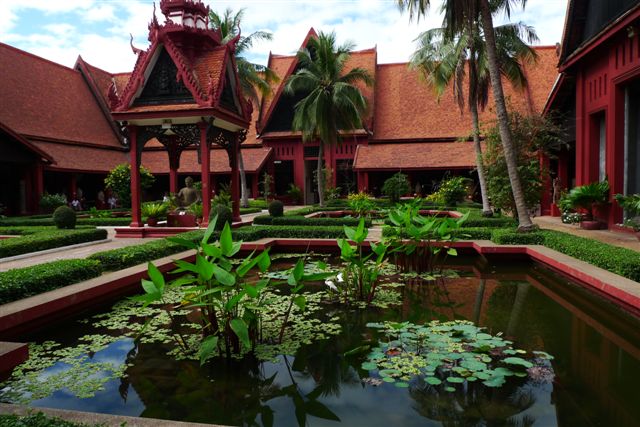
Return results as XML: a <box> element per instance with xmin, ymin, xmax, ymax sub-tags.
<box><xmin>325</xmin><ymin>279</ymin><xmax>338</xmax><ymax>291</ymax></box>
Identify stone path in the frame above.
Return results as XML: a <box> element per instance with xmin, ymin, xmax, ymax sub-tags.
<box><xmin>0</xmin><ymin>206</ymin><xmax>307</xmax><ymax>272</ymax></box>
<box><xmin>533</xmin><ymin>216</ymin><xmax>639</xmax><ymax>252</ymax></box>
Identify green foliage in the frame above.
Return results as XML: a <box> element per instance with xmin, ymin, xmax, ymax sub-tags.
<box><xmin>188</xmin><ymin>202</ymin><xmax>204</xmax><ymax>219</ymax></box>
<box><xmin>426</xmin><ymin>176</ymin><xmax>469</xmax><ymax>206</ymax></box>
<box><xmin>52</xmin><ymin>206</ymin><xmax>76</xmax><ymax>229</ymax></box>
<box><xmin>0</xmin><ymin>412</ymin><xmax>104</xmax><ymax>427</ymax></box>
<box><xmin>211</xmin><ymin>204</ymin><xmax>233</xmax><ymax>230</ymax></box>
<box><xmin>363</xmin><ymin>320</ymin><xmax>552</xmax><ymax>389</ymax></box>
<box><xmin>540</xmin><ymin>230</ymin><xmax>640</xmax><ymax>282</ymax></box>
<box><xmin>615</xmin><ymin>193</ymin><xmax>640</xmax><ymax>215</ymax></box>
<box><xmin>382</xmin><ymin>225</ymin><xmax>493</xmax><ymax>240</ymax></box>
<box><xmin>382</xmin><ymin>173</ymin><xmax>411</xmax><ymax>203</ymax></box>
<box><xmin>0</xmin><ymin>217</ymin><xmax>132</xmax><ymax>227</ymax></box>
<box><xmin>212</xmin><ymin>183</ymin><xmax>232</xmax><ymax>209</ymax></box>
<box><xmin>334</xmin><ymin>218</ymin><xmax>390</xmax><ymax>305</ymax></box>
<box><xmin>0</xmin><ymin>259</ymin><xmax>102</xmax><ymax>304</ymax></box>
<box><xmin>39</xmin><ymin>193</ymin><xmax>67</xmax><ymax>213</ymax></box>
<box><xmin>490</xmin><ymin>229</ymin><xmax>545</xmax><ymax>245</ymax></box>
<box><xmin>253</xmin><ymin>215</ymin><xmax>371</xmax><ymax>227</ymax></box>
<box><xmin>87</xmin><ymin>207</ymin><xmax>111</xmax><ymax>218</ymax></box>
<box><xmin>385</xmin><ymin>204</ymin><xmax>468</xmax><ymax>273</ymax></box>
<box><xmin>268</xmin><ymin>200</ymin><xmax>284</xmax><ymax>217</ymax></box>
<box><xmin>0</xmin><ymin>228</ymin><xmax>107</xmax><ymax>258</ymax></box>
<box><xmin>248</xmin><ymin>199</ymin><xmax>268</xmax><ymax>209</ymax></box>
<box><xmin>347</xmin><ymin>192</ymin><xmax>376</xmax><ymax>217</ymax></box>
<box><xmin>261</xmin><ymin>173</ymin><xmax>273</xmax><ymax>201</ymax></box>
<box><xmin>287</xmin><ymin>184</ymin><xmax>303</xmax><ymax>204</ymax></box>
<box><xmin>141</xmin><ymin>202</ymin><xmax>169</xmax><ymax>219</ymax></box>
<box><xmin>104</xmin><ymin>163</ymin><xmax>155</xmax><ymax>208</ymax></box>
<box><xmin>239</xmin><ymin>207</ymin><xmax>262</xmax><ymax>215</ymax></box>
<box><xmin>565</xmin><ymin>181</ymin><xmax>610</xmax><ymax>220</ymax></box>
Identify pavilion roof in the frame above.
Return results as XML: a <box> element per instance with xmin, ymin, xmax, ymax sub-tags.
<box><xmin>141</xmin><ymin>146</ymin><xmax>272</xmax><ymax>174</ymax></box>
<box><xmin>30</xmin><ymin>141</ymin><xmax>127</xmax><ymax>172</ymax></box>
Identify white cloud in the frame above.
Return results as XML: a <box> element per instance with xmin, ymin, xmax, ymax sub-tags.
<box><xmin>85</xmin><ymin>4</ymin><xmax>117</xmax><ymax>23</ymax></box>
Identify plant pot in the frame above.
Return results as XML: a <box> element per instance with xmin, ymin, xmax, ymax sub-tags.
<box><xmin>580</xmin><ymin>220</ymin><xmax>601</xmax><ymax>230</ymax></box>
<box><xmin>147</xmin><ymin>217</ymin><xmax>159</xmax><ymax>227</ymax></box>
<box><xmin>550</xmin><ymin>203</ymin><xmax>561</xmax><ymax>217</ymax></box>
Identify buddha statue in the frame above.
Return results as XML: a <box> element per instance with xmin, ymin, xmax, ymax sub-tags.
<box><xmin>176</xmin><ymin>176</ymin><xmax>201</xmax><ymax>208</ymax></box>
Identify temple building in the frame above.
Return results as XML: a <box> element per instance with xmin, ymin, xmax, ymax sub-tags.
<box><xmin>545</xmin><ymin>0</ymin><xmax>640</xmax><ymax>229</ymax></box>
<box><xmin>0</xmin><ymin>0</ymin><xmax>561</xmax><ymax>216</ymax></box>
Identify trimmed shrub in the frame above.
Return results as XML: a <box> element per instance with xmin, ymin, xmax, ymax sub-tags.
<box><xmin>0</xmin><ymin>412</ymin><xmax>99</xmax><ymax>427</ymax></box>
<box><xmin>462</xmin><ymin>216</ymin><xmax>517</xmax><ymax>228</ymax></box>
<box><xmin>252</xmin><ymin>225</ymin><xmax>345</xmax><ymax>239</ymax></box>
<box><xmin>0</xmin><ymin>217</ymin><xmax>132</xmax><ymax>227</ymax></box>
<box><xmin>382</xmin><ymin>226</ymin><xmax>493</xmax><ymax>240</ymax></box>
<box><xmin>211</xmin><ymin>204</ymin><xmax>233</xmax><ymax>230</ymax></box>
<box><xmin>0</xmin><ymin>259</ymin><xmax>102</xmax><ymax>304</ymax></box>
<box><xmin>382</xmin><ymin>172</ymin><xmax>411</xmax><ymax>203</ymax></box>
<box><xmin>239</xmin><ymin>207</ymin><xmax>262</xmax><ymax>215</ymax></box>
<box><xmin>0</xmin><ymin>228</ymin><xmax>108</xmax><ymax>258</ymax></box>
<box><xmin>541</xmin><ymin>230</ymin><xmax>640</xmax><ymax>282</ymax></box>
<box><xmin>268</xmin><ymin>200</ymin><xmax>284</xmax><ymax>217</ymax></box>
<box><xmin>253</xmin><ymin>215</ymin><xmax>371</xmax><ymax>227</ymax></box>
<box><xmin>491</xmin><ymin>229</ymin><xmax>545</xmax><ymax>245</ymax></box>
<box><xmin>53</xmin><ymin>206</ymin><xmax>76</xmax><ymax>229</ymax></box>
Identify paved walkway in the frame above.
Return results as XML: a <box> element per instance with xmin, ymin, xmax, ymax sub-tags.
<box><xmin>533</xmin><ymin>216</ymin><xmax>639</xmax><ymax>252</ymax></box>
<box><xmin>0</xmin><ymin>206</ymin><xmax>307</xmax><ymax>272</ymax></box>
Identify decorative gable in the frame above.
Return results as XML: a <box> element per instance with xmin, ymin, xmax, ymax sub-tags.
<box><xmin>133</xmin><ymin>48</ymin><xmax>194</xmax><ymax>106</ymax></box>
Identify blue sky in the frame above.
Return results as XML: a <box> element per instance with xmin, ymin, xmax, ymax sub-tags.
<box><xmin>0</xmin><ymin>0</ymin><xmax>568</xmax><ymax>72</ymax></box>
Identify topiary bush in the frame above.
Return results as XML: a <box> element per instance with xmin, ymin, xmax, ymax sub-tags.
<box><xmin>268</xmin><ymin>200</ymin><xmax>284</xmax><ymax>217</ymax></box>
<box><xmin>52</xmin><ymin>206</ymin><xmax>77</xmax><ymax>229</ymax></box>
<box><xmin>211</xmin><ymin>204</ymin><xmax>233</xmax><ymax>230</ymax></box>
<box><xmin>491</xmin><ymin>229</ymin><xmax>545</xmax><ymax>245</ymax></box>
<box><xmin>382</xmin><ymin>172</ymin><xmax>411</xmax><ymax>203</ymax></box>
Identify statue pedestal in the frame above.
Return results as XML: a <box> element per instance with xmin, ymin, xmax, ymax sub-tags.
<box><xmin>167</xmin><ymin>212</ymin><xmax>197</xmax><ymax>227</ymax></box>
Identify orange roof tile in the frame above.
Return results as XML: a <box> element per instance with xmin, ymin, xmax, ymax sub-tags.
<box><xmin>353</xmin><ymin>142</ymin><xmax>478</xmax><ymax>170</ymax></box>
<box><xmin>372</xmin><ymin>46</ymin><xmax>559</xmax><ymax>141</ymax></box>
<box><xmin>141</xmin><ymin>146</ymin><xmax>272</xmax><ymax>174</ymax></box>
<box><xmin>31</xmin><ymin>141</ymin><xmax>127</xmax><ymax>172</ymax></box>
<box><xmin>0</xmin><ymin>42</ymin><xmax>121</xmax><ymax>148</ymax></box>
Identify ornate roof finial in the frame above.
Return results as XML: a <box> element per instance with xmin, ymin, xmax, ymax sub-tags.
<box><xmin>130</xmin><ymin>34</ymin><xmax>143</xmax><ymax>55</ymax></box>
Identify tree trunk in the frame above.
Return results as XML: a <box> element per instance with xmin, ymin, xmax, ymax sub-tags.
<box><xmin>238</xmin><ymin>149</ymin><xmax>249</xmax><ymax>208</ymax></box>
<box><xmin>470</xmin><ymin>100</ymin><xmax>492</xmax><ymax>216</ymax></box>
<box><xmin>317</xmin><ymin>143</ymin><xmax>325</xmax><ymax>207</ymax></box>
<box><xmin>479</xmin><ymin>0</ymin><xmax>535</xmax><ymax>231</ymax></box>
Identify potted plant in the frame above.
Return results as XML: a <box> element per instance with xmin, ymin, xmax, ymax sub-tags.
<box><xmin>286</xmin><ymin>184</ymin><xmax>303</xmax><ymax>205</ymax></box>
<box><xmin>142</xmin><ymin>202</ymin><xmax>168</xmax><ymax>227</ymax></box>
<box><xmin>188</xmin><ymin>202</ymin><xmax>204</xmax><ymax>226</ymax></box>
<box><xmin>615</xmin><ymin>193</ymin><xmax>640</xmax><ymax>240</ymax></box>
<box><xmin>566</xmin><ymin>180</ymin><xmax>609</xmax><ymax>229</ymax></box>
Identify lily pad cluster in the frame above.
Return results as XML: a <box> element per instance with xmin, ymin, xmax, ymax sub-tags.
<box><xmin>362</xmin><ymin>320</ymin><xmax>554</xmax><ymax>391</ymax></box>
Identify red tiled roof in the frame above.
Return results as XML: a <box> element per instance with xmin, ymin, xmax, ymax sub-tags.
<box><xmin>372</xmin><ymin>46</ymin><xmax>559</xmax><ymax>141</ymax></box>
<box><xmin>141</xmin><ymin>146</ymin><xmax>272</xmax><ymax>174</ymax></box>
<box><xmin>0</xmin><ymin>42</ymin><xmax>121</xmax><ymax>148</ymax></box>
<box><xmin>193</xmin><ymin>47</ymin><xmax>227</xmax><ymax>97</ymax></box>
<box><xmin>353</xmin><ymin>142</ymin><xmax>478</xmax><ymax>170</ymax></box>
<box><xmin>30</xmin><ymin>141</ymin><xmax>127</xmax><ymax>172</ymax></box>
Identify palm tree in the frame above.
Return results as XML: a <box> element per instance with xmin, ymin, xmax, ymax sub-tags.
<box><xmin>209</xmin><ymin>8</ymin><xmax>278</xmax><ymax>208</ymax></box>
<box><xmin>410</xmin><ymin>22</ymin><xmax>538</xmax><ymax>217</ymax></box>
<box><xmin>284</xmin><ymin>31</ymin><xmax>373</xmax><ymax>207</ymax></box>
<box><xmin>398</xmin><ymin>0</ymin><xmax>537</xmax><ymax>231</ymax></box>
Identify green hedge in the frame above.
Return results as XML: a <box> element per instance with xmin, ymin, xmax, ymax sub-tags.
<box><xmin>381</xmin><ymin>226</ymin><xmax>493</xmax><ymax>240</ymax></box>
<box><xmin>0</xmin><ymin>228</ymin><xmax>108</xmax><ymax>258</ymax></box>
<box><xmin>0</xmin><ymin>259</ymin><xmax>103</xmax><ymax>304</ymax></box>
<box><xmin>490</xmin><ymin>229</ymin><xmax>545</xmax><ymax>245</ymax></box>
<box><xmin>0</xmin><ymin>412</ymin><xmax>103</xmax><ymax>427</ymax></box>
<box><xmin>0</xmin><ymin>217</ymin><xmax>132</xmax><ymax>227</ymax></box>
<box><xmin>540</xmin><ymin>230</ymin><xmax>640</xmax><ymax>282</ymax></box>
<box><xmin>253</xmin><ymin>215</ymin><xmax>371</xmax><ymax>227</ymax></box>
<box><xmin>239</xmin><ymin>207</ymin><xmax>263</xmax><ymax>215</ymax></box>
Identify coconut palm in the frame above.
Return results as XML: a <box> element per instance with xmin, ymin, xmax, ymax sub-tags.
<box><xmin>398</xmin><ymin>0</ymin><xmax>537</xmax><ymax>231</ymax></box>
<box><xmin>284</xmin><ymin>31</ymin><xmax>373</xmax><ymax>207</ymax></box>
<box><xmin>209</xmin><ymin>8</ymin><xmax>278</xmax><ymax>208</ymax></box>
<box><xmin>410</xmin><ymin>22</ymin><xmax>538</xmax><ymax>216</ymax></box>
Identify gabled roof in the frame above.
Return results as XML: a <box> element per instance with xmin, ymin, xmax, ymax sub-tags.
<box><xmin>141</xmin><ymin>146</ymin><xmax>272</xmax><ymax>174</ymax></box>
<box><xmin>257</xmin><ymin>28</ymin><xmax>377</xmax><ymax>135</ymax></box>
<box><xmin>0</xmin><ymin>121</ymin><xmax>55</xmax><ymax>163</ymax></box>
<box><xmin>372</xmin><ymin>46</ymin><xmax>558</xmax><ymax>141</ymax></box>
<box><xmin>353</xmin><ymin>142</ymin><xmax>478</xmax><ymax>171</ymax></box>
<box><xmin>0</xmin><ymin>42</ymin><xmax>122</xmax><ymax>149</ymax></box>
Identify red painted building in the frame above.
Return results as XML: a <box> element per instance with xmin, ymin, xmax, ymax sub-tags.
<box><xmin>0</xmin><ymin>7</ymin><xmax>559</xmax><ymax>213</ymax></box>
<box><xmin>546</xmin><ymin>0</ymin><xmax>640</xmax><ymax>229</ymax></box>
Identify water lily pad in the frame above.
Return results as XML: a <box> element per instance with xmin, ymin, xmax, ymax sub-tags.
<box><xmin>395</xmin><ymin>382</ymin><xmax>410</xmax><ymax>388</ymax></box>
<box><xmin>361</xmin><ymin>362</ymin><xmax>377</xmax><ymax>371</ymax></box>
<box><xmin>447</xmin><ymin>376</ymin><xmax>465</xmax><ymax>383</ymax></box>
<box><xmin>425</xmin><ymin>377</ymin><xmax>442</xmax><ymax>385</ymax></box>
<box><xmin>445</xmin><ymin>386</ymin><xmax>456</xmax><ymax>392</ymax></box>
<box><xmin>503</xmin><ymin>357</ymin><xmax>534</xmax><ymax>369</ymax></box>
<box><xmin>382</xmin><ymin>376</ymin><xmax>396</xmax><ymax>383</ymax></box>
<box><xmin>483</xmin><ymin>375</ymin><xmax>506</xmax><ymax>388</ymax></box>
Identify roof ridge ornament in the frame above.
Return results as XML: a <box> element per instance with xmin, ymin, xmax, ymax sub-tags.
<box><xmin>130</xmin><ymin>34</ymin><xmax>143</xmax><ymax>55</ymax></box>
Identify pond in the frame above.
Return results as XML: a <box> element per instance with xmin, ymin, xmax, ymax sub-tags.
<box><xmin>1</xmin><ymin>255</ymin><xmax>639</xmax><ymax>427</ymax></box>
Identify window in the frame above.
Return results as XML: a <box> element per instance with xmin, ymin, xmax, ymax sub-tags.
<box><xmin>599</xmin><ymin>115</ymin><xmax>606</xmax><ymax>182</ymax></box>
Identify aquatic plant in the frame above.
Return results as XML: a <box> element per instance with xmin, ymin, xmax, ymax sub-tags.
<box><xmin>334</xmin><ymin>218</ymin><xmax>390</xmax><ymax>305</ymax></box>
<box><xmin>362</xmin><ymin>320</ymin><xmax>554</xmax><ymax>390</ymax></box>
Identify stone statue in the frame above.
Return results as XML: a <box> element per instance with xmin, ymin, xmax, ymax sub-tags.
<box><xmin>177</xmin><ymin>176</ymin><xmax>200</xmax><ymax>207</ymax></box>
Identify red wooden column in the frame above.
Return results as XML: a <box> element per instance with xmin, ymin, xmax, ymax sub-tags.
<box><xmin>199</xmin><ymin>122</ymin><xmax>211</xmax><ymax>226</ymax></box>
<box><xmin>539</xmin><ymin>153</ymin><xmax>551</xmax><ymax>216</ymax></box>
<box><xmin>357</xmin><ymin>171</ymin><xmax>369</xmax><ymax>192</ymax></box>
<box><xmin>68</xmin><ymin>174</ymin><xmax>78</xmax><ymax>200</ymax></box>
<box><xmin>607</xmin><ymin>83</ymin><xmax>625</xmax><ymax>227</ymax></box>
<box><xmin>251</xmin><ymin>173</ymin><xmax>259</xmax><ymax>199</ymax></box>
<box><xmin>231</xmin><ymin>135</ymin><xmax>241</xmax><ymax>222</ymax></box>
<box><xmin>129</xmin><ymin>125</ymin><xmax>143</xmax><ymax>227</ymax></box>
<box><xmin>32</xmin><ymin>162</ymin><xmax>44</xmax><ymax>213</ymax></box>
<box><xmin>169</xmin><ymin>168</ymin><xmax>179</xmax><ymax>195</ymax></box>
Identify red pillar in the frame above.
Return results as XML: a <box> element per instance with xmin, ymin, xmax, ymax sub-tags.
<box><xmin>231</xmin><ymin>136</ymin><xmax>241</xmax><ymax>222</ymax></box>
<box><xmin>294</xmin><ymin>143</ymin><xmax>305</xmax><ymax>199</ymax></box>
<box><xmin>199</xmin><ymin>123</ymin><xmax>211</xmax><ymax>227</ymax></box>
<box><xmin>252</xmin><ymin>173</ymin><xmax>259</xmax><ymax>199</ymax></box>
<box><xmin>129</xmin><ymin>125</ymin><xmax>143</xmax><ymax>227</ymax></box>
<box><xmin>540</xmin><ymin>153</ymin><xmax>551</xmax><ymax>216</ymax></box>
<box><xmin>68</xmin><ymin>174</ymin><xmax>78</xmax><ymax>200</ymax></box>
<box><xmin>607</xmin><ymin>83</ymin><xmax>625</xmax><ymax>227</ymax></box>
<box><xmin>169</xmin><ymin>168</ymin><xmax>179</xmax><ymax>195</ymax></box>
<box><xmin>575</xmin><ymin>71</ymin><xmax>586</xmax><ymax>186</ymax></box>
<box><xmin>357</xmin><ymin>171</ymin><xmax>369</xmax><ymax>193</ymax></box>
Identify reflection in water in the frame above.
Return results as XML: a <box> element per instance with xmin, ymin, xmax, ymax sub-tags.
<box><xmin>6</xmin><ymin>258</ymin><xmax>640</xmax><ymax>426</ymax></box>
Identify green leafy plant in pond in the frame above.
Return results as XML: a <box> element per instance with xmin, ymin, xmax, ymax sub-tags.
<box><xmin>385</xmin><ymin>205</ymin><xmax>469</xmax><ymax>273</ymax></box>
<box><xmin>347</xmin><ymin>191</ymin><xmax>376</xmax><ymax>217</ymax></box>
<box><xmin>134</xmin><ymin>216</ymin><xmax>273</xmax><ymax>364</ymax></box>
<box><xmin>334</xmin><ymin>218</ymin><xmax>390</xmax><ymax>305</ymax></box>
<box><xmin>362</xmin><ymin>320</ymin><xmax>554</xmax><ymax>390</ymax></box>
